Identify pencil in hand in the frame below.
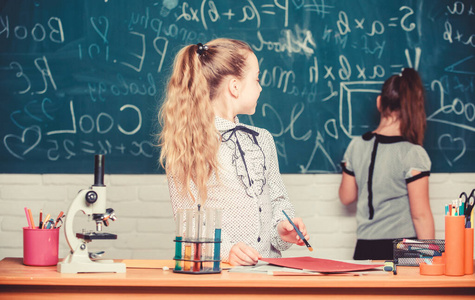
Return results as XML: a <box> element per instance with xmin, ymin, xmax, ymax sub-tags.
<box><xmin>282</xmin><ymin>210</ymin><xmax>313</xmax><ymax>252</ymax></box>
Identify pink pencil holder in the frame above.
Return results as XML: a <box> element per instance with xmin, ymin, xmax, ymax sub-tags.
<box><xmin>23</xmin><ymin>227</ymin><xmax>59</xmax><ymax>266</ymax></box>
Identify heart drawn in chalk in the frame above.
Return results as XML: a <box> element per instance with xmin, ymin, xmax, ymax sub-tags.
<box><xmin>437</xmin><ymin>133</ymin><xmax>466</xmax><ymax>167</ymax></box>
<box><xmin>3</xmin><ymin>125</ymin><xmax>42</xmax><ymax>160</ymax></box>
<box><xmin>90</xmin><ymin>16</ymin><xmax>109</xmax><ymax>43</ymax></box>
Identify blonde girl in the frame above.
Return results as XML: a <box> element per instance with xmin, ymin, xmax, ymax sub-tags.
<box><xmin>159</xmin><ymin>38</ymin><xmax>309</xmax><ymax>265</ymax></box>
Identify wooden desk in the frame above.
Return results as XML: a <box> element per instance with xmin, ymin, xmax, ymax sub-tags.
<box><xmin>0</xmin><ymin>258</ymin><xmax>474</xmax><ymax>299</ymax></box>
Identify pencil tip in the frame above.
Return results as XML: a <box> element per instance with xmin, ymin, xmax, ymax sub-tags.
<box><xmin>308</xmin><ymin>247</ymin><xmax>313</xmax><ymax>252</ymax></box>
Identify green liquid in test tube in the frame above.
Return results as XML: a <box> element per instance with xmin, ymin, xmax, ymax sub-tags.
<box><xmin>213</xmin><ymin>209</ymin><xmax>222</xmax><ymax>271</ymax></box>
<box><xmin>174</xmin><ymin>209</ymin><xmax>184</xmax><ymax>270</ymax></box>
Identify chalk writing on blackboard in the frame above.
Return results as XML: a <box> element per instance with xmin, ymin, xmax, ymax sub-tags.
<box><xmin>0</xmin><ymin>0</ymin><xmax>473</xmax><ymax>173</ymax></box>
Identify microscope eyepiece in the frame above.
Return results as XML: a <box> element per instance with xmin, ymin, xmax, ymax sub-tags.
<box><xmin>94</xmin><ymin>155</ymin><xmax>105</xmax><ymax>187</ymax></box>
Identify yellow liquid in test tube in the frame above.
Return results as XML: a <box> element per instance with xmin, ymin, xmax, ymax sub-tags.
<box><xmin>184</xmin><ymin>244</ymin><xmax>192</xmax><ymax>271</ymax></box>
<box><xmin>184</xmin><ymin>208</ymin><xmax>193</xmax><ymax>271</ymax></box>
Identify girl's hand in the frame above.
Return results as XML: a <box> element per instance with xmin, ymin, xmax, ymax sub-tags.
<box><xmin>277</xmin><ymin>218</ymin><xmax>309</xmax><ymax>246</ymax></box>
<box><xmin>228</xmin><ymin>242</ymin><xmax>262</xmax><ymax>266</ymax></box>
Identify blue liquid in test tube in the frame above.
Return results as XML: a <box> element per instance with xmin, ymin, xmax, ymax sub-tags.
<box><xmin>213</xmin><ymin>209</ymin><xmax>222</xmax><ymax>271</ymax></box>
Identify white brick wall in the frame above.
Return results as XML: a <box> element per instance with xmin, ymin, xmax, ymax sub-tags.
<box><xmin>1</xmin><ymin>173</ymin><xmax>474</xmax><ymax>261</ymax></box>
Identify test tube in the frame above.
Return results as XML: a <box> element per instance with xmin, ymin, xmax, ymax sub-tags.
<box><xmin>184</xmin><ymin>208</ymin><xmax>193</xmax><ymax>271</ymax></box>
<box><xmin>213</xmin><ymin>208</ymin><xmax>222</xmax><ymax>271</ymax></box>
<box><xmin>174</xmin><ymin>209</ymin><xmax>184</xmax><ymax>271</ymax></box>
<box><xmin>204</xmin><ymin>208</ymin><xmax>215</xmax><ymax>271</ymax></box>
<box><xmin>194</xmin><ymin>204</ymin><xmax>203</xmax><ymax>272</ymax></box>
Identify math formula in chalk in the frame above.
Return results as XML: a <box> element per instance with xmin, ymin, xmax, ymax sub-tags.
<box><xmin>0</xmin><ymin>0</ymin><xmax>474</xmax><ymax>173</ymax></box>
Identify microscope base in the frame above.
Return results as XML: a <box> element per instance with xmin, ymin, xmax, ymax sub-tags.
<box><xmin>57</xmin><ymin>241</ymin><xmax>126</xmax><ymax>273</ymax></box>
<box><xmin>57</xmin><ymin>259</ymin><xmax>126</xmax><ymax>274</ymax></box>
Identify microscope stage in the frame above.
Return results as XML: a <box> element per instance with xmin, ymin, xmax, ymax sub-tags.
<box><xmin>76</xmin><ymin>232</ymin><xmax>118</xmax><ymax>240</ymax></box>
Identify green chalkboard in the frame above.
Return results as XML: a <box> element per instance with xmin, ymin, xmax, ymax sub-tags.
<box><xmin>1</xmin><ymin>0</ymin><xmax>474</xmax><ymax>173</ymax></box>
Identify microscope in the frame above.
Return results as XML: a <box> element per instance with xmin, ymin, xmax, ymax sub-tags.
<box><xmin>57</xmin><ymin>155</ymin><xmax>126</xmax><ymax>273</ymax></box>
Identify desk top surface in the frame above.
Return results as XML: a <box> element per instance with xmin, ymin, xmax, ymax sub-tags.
<box><xmin>0</xmin><ymin>258</ymin><xmax>474</xmax><ymax>289</ymax></box>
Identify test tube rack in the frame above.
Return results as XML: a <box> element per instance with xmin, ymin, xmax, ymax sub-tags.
<box><xmin>173</xmin><ymin>206</ymin><xmax>222</xmax><ymax>274</ymax></box>
<box><xmin>173</xmin><ymin>238</ymin><xmax>222</xmax><ymax>274</ymax></box>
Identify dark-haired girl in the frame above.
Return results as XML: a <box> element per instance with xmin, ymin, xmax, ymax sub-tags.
<box><xmin>339</xmin><ymin>68</ymin><xmax>435</xmax><ymax>260</ymax></box>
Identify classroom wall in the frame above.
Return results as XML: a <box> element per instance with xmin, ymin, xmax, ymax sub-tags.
<box><xmin>1</xmin><ymin>173</ymin><xmax>474</xmax><ymax>261</ymax></box>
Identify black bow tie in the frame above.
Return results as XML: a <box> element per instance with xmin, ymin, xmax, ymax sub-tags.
<box><xmin>222</xmin><ymin>125</ymin><xmax>259</xmax><ymax>144</ymax></box>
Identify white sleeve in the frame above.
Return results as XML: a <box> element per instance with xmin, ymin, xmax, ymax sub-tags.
<box><xmin>264</xmin><ymin>131</ymin><xmax>294</xmax><ymax>252</ymax></box>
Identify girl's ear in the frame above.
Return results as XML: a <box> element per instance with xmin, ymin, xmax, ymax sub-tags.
<box><xmin>376</xmin><ymin>95</ymin><xmax>381</xmax><ymax>112</ymax></box>
<box><xmin>228</xmin><ymin>78</ymin><xmax>240</xmax><ymax>98</ymax></box>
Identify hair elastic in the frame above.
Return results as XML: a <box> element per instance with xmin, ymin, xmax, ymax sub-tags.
<box><xmin>196</xmin><ymin>43</ymin><xmax>208</xmax><ymax>56</ymax></box>
<box><xmin>399</xmin><ymin>68</ymin><xmax>404</xmax><ymax>77</ymax></box>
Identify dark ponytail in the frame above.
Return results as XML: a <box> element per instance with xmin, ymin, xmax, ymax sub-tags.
<box><xmin>379</xmin><ymin>68</ymin><xmax>426</xmax><ymax>145</ymax></box>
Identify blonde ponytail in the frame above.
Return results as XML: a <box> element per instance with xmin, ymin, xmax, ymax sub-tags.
<box><xmin>158</xmin><ymin>39</ymin><xmax>253</xmax><ymax>203</ymax></box>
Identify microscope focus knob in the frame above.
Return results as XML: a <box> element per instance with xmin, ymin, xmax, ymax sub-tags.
<box><xmin>85</xmin><ymin>191</ymin><xmax>98</xmax><ymax>204</ymax></box>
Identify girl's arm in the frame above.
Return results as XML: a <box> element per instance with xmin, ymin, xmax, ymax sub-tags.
<box><xmin>264</xmin><ymin>131</ymin><xmax>296</xmax><ymax>251</ymax></box>
<box><xmin>339</xmin><ymin>168</ymin><xmax>358</xmax><ymax>205</ymax></box>
<box><xmin>407</xmin><ymin>173</ymin><xmax>435</xmax><ymax>239</ymax></box>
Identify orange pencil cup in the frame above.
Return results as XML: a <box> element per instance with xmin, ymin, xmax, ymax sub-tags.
<box><xmin>465</xmin><ymin>228</ymin><xmax>474</xmax><ymax>275</ymax></box>
<box><xmin>444</xmin><ymin>216</ymin><xmax>465</xmax><ymax>276</ymax></box>
<box><xmin>23</xmin><ymin>227</ymin><xmax>60</xmax><ymax>266</ymax></box>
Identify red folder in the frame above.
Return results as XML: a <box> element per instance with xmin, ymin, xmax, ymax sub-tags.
<box><xmin>261</xmin><ymin>257</ymin><xmax>384</xmax><ymax>273</ymax></box>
